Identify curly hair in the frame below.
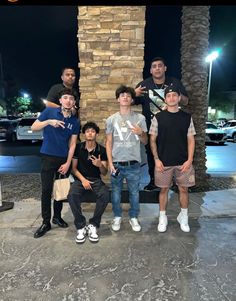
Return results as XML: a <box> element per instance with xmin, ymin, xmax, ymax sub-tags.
<box><xmin>82</xmin><ymin>121</ymin><xmax>100</xmax><ymax>134</ymax></box>
<box><xmin>115</xmin><ymin>85</ymin><xmax>136</xmax><ymax>99</ymax></box>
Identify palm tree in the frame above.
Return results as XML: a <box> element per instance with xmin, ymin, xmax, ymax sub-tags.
<box><xmin>181</xmin><ymin>6</ymin><xmax>210</xmax><ymax>189</ymax></box>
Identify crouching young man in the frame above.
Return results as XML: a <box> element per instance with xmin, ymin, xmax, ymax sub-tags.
<box><xmin>68</xmin><ymin>122</ymin><xmax>109</xmax><ymax>243</ymax></box>
<box><xmin>149</xmin><ymin>85</ymin><xmax>196</xmax><ymax>233</ymax></box>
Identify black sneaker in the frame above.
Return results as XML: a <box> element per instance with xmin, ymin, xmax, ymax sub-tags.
<box><xmin>144</xmin><ymin>182</ymin><xmax>159</xmax><ymax>191</ymax></box>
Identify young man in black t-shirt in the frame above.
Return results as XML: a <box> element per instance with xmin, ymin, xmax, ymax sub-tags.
<box><xmin>46</xmin><ymin>67</ymin><xmax>80</xmax><ymax>118</ymax></box>
<box><xmin>134</xmin><ymin>57</ymin><xmax>189</xmax><ymax>191</ymax></box>
<box><xmin>149</xmin><ymin>85</ymin><xmax>195</xmax><ymax>233</ymax></box>
<box><xmin>68</xmin><ymin>122</ymin><xmax>109</xmax><ymax>244</ymax></box>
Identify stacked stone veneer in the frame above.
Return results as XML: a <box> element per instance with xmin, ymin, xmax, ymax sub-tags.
<box><xmin>78</xmin><ymin>6</ymin><xmax>146</xmax><ymax>143</ymax></box>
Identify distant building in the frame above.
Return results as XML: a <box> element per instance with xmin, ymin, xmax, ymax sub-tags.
<box><xmin>209</xmin><ymin>90</ymin><xmax>236</xmax><ymax>121</ymax></box>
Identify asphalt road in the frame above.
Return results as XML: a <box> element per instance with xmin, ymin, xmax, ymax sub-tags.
<box><xmin>0</xmin><ymin>140</ymin><xmax>41</xmax><ymax>173</ymax></box>
<box><xmin>0</xmin><ymin>140</ymin><xmax>41</xmax><ymax>156</ymax></box>
<box><xmin>205</xmin><ymin>141</ymin><xmax>236</xmax><ymax>176</ymax></box>
<box><xmin>0</xmin><ymin>140</ymin><xmax>236</xmax><ymax>175</ymax></box>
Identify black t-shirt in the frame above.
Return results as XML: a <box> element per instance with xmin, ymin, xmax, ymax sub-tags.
<box><xmin>73</xmin><ymin>142</ymin><xmax>107</xmax><ymax>179</ymax></box>
<box><xmin>47</xmin><ymin>83</ymin><xmax>80</xmax><ymax>109</ymax></box>
<box><xmin>134</xmin><ymin>76</ymin><xmax>188</xmax><ymax>129</ymax></box>
<box><xmin>156</xmin><ymin>110</ymin><xmax>191</xmax><ymax>166</ymax></box>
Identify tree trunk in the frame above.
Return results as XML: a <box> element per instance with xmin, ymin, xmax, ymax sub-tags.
<box><xmin>181</xmin><ymin>6</ymin><xmax>210</xmax><ymax>190</ymax></box>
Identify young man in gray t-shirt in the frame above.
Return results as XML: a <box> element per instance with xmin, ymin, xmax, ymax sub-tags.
<box><xmin>106</xmin><ymin>85</ymin><xmax>148</xmax><ymax>232</ymax></box>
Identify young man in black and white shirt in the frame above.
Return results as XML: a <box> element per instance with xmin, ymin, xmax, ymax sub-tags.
<box><xmin>133</xmin><ymin>57</ymin><xmax>189</xmax><ymax>191</ymax></box>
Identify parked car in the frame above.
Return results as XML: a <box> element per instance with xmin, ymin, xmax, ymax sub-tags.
<box><xmin>221</xmin><ymin>120</ymin><xmax>236</xmax><ymax>143</ymax></box>
<box><xmin>0</xmin><ymin>119</ymin><xmax>20</xmax><ymax>142</ymax></box>
<box><xmin>216</xmin><ymin>118</ymin><xmax>228</xmax><ymax>128</ymax></box>
<box><xmin>0</xmin><ymin>115</ymin><xmax>20</xmax><ymax>120</ymax></box>
<box><xmin>205</xmin><ymin>122</ymin><xmax>227</xmax><ymax>145</ymax></box>
<box><xmin>16</xmin><ymin>117</ymin><xmax>43</xmax><ymax>141</ymax></box>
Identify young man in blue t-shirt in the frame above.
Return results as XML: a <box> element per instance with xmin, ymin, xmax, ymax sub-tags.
<box><xmin>32</xmin><ymin>88</ymin><xmax>80</xmax><ymax>238</ymax></box>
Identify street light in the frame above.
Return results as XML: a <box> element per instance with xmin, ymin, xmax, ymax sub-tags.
<box><xmin>23</xmin><ymin>93</ymin><xmax>29</xmax><ymax>99</ymax></box>
<box><xmin>19</xmin><ymin>90</ymin><xmax>30</xmax><ymax>99</ymax></box>
<box><xmin>205</xmin><ymin>50</ymin><xmax>220</xmax><ymax>107</ymax></box>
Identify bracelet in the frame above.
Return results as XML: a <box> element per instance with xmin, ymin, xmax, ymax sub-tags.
<box><xmin>154</xmin><ymin>156</ymin><xmax>159</xmax><ymax>160</ymax></box>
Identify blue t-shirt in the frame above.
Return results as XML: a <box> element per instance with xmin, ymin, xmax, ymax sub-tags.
<box><xmin>38</xmin><ymin>107</ymin><xmax>80</xmax><ymax>158</ymax></box>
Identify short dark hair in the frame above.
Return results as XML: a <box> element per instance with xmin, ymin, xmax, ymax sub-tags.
<box><xmin>150</xmin><ymin>57</ymin><xmax>166</xmax><ymax>66</ymax></box>
<box><xmin>115</xmin><ymin>85</ymin><xmax>136</xmax><ymax>99</ymax></box>
<box><xmin>59</xmin><ymin>88</ymin><xmax>76</xmax><ymax>99</ymax></box>
<box><xmin>82</xmin><ymin>121</ymin><xmax>100</xmax><ymax>134</ymax></box>
<box><xmin>61</xmin><ymin>67</ymin><xmax>75</xmax><ymax>75</ymax></box>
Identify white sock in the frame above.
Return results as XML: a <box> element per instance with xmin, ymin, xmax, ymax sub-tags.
<box><xmin>181</xmin><ymin>208</ymin><xmax>188</xmax><ymax>215</ymax></box>
<box><xmin>160</xmin><ymin>211</ymin><xmax>166</xmax><ymax>217</ymax></box>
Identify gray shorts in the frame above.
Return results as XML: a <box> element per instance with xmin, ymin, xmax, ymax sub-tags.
<box><xmin>154</xmin><ymin>165</ymin><xmax>195</xmax><ymax>188</ymax></box>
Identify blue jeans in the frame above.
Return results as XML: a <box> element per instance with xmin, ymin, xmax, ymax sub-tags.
<box><xmin>111</xmin><ymin>162</ymin><xmax>141</xmax><ymax>218</ymax></box>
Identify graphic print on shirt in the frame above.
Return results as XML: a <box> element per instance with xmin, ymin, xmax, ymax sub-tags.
<box><xmin>149</xmin><ymin>87</ymin><xmax>166</xmax><ymax>114</ymax></box>
<box><xmin>67</xmin><ymin>123</ymin><xmax>73</xmax><ymax>130</ymax></box>
<box><xmin>113</xmin><ymin>119</ymin><xmax>139</xmax><ymax>146</ymax></box>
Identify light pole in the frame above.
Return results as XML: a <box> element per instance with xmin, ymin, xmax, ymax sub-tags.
<box><xmin>0</xmin><ymin>52</ymin><xmax>5</xmax><ymax>100</ymax></box>
<box><xmin>205</xmin><ymin>50</ymin><xmax>219</xmax><ymax>107</ymax></box>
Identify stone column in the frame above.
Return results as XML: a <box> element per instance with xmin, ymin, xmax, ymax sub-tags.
<box><xmin>78</xmin><ymin>6</ymin><xmax>146</xmax><ymax>142</ymax></box>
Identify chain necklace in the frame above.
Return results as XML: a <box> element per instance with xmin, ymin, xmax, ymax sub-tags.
<box><xmin>86</xmin><ymin>143</ymin><xmax>97</xmax><ymax>160</ymax></box>
<box><xmin>119</xmin><ymin>112</ymin><xmax>131</xmax><ymax>127</ymax></box>
<box><xmin>154</xmin><ymin>82</ymin><xmax>165</xmax><ymax>90</ymax></box>
<box><xmin>61</xmin><ymin>107</ymin><xmax>72</xmax><ymax>118</ymax></box>
<box><xmin>87</xmin><ymin>147</ymin><xmax>96</xmax><ymax>160</ymax></box>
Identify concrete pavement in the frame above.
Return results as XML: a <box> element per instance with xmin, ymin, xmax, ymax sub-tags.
<box><xmin>0</xmin><ymin>187</ymin><xmax>236</xmax><ymax>300</ymax></box>
<box><xmin>0</xmin><ymin>145</ymin><xmax>236</xmax><ymax>300</ymax></box>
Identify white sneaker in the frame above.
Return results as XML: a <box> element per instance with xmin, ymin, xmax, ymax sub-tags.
<box><xmin>177</xmin><ymin>212</ymin><xmax>190</xmax><ymax>232</ymax></box>
<box><xmin>111</xmin><ymin>217</ymin><xmax>122</xmax><ymax>231</ymax></box>
<box><xmin>87</xmin><ymin>224</ymin><xmax>99</xmax><ymax>243</ymax></box>
<box><xmin>75</xmin><ymin>227</ymin><xmax>87</xmax><ymax>244</ymax></box>
<box><xmin>158</xmin><ymin>215</ymin><xmax>168</xmax><ymax>232</ymax></box>
<box><xmin>129</xmin><ymin>218</ymin><xmax>141</xmax><ymax>232</ymax></box>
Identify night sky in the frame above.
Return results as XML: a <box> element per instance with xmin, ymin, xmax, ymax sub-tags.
<box><xmin>0</xmin><ymin>5</ymin><xmax>236</xmax><ymax>107</ymax></box>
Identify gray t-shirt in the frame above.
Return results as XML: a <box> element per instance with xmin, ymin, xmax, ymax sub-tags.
<box><xmin>105</xmin><ymin>111</ymin><xmax>147</xmax><ymax>162</ymax></box>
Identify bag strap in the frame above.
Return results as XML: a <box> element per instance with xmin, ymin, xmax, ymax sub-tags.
<box><xmin>58</xmin><ymin>173</ymin><xmax>67</xmax><ymax>179</ymax></box>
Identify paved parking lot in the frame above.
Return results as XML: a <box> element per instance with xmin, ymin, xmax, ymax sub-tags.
<box><xmin>1</xmin><ymin>140</ymin><xmax>236</xmax><ymax>175</ymax></box>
